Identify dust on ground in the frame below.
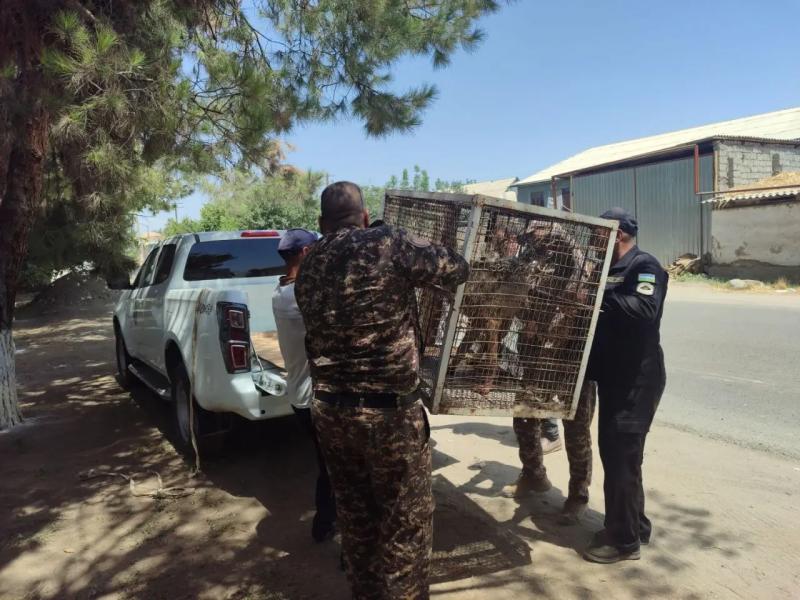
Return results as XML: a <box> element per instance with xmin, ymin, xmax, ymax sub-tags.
<box><xmin>671</xmin><ymin>275</ymin><xmax>798</xmax><ymax>295</ymax></box>
<box><xmin>669</xmin><ymin>279</ymin><xmax>800</xmax><ymax>309</ymax></box>
<box><xmin>1</xmin><ymin>305</ymin><xmax>530</xmax><ymax>600</ymax></box>
<box><xmin>2</xmin><ymin>302</ymin><xmax>799</xmax><ymax>599</ymax></box>
<box><xmin>16</xmin><ymin>270</ymin><xmax>121</xmax><ymax>318</ymax></box>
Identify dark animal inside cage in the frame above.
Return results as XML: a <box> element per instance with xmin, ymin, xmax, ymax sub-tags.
<box><xmin>382</xmin><ymin>190</ymin><xmax>615</xmax><ymax>419</ymax></box>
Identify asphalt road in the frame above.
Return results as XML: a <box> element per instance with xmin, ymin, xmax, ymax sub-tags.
<box><xmin>657</xmin><ymin>286</ymin><xmax>800</xmax><ymax>460</ymax></box>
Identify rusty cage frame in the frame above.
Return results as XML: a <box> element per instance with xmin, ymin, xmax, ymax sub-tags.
<box><xmin>382</xmin><ymin>190</ymin><xmax>618</xmax><ymax>419</ymax></box>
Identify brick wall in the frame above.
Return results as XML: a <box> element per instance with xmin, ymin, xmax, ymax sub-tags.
<box><xmin>714</xmin><ymin>140</ymin><xmax>800</xmax><ymax>191</ymax></box>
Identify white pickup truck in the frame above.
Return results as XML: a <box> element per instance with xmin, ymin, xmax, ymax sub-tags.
<box><xmin>111</xmin><ymin>230</ymin><xmax>294</xmax><ymax>451</ymax></box>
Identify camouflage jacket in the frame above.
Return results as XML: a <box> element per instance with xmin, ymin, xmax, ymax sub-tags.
<box><xmin>295</xmin><ymin>224</ymin><xmax>469</xmax><ymax>394</ymax></box>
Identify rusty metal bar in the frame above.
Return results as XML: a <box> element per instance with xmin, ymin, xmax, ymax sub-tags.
<box><xmin>565</xmin><ymin>219</ymin><xmax>618</xmax><ymax>419</ymax></box>
<box><xmin>694</xmin><ymin>144</ymin><xmax>701</xmax><ymax>195</ymax></box>
<box><xmin>431</xmin><ymin>202</ymin><xmax>483</xmax><ymax>414</ymax></box>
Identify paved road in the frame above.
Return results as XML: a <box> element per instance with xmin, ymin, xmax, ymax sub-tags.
<box><xmin>657</xmin><ymin>287</ymin><xmax>800</xmax><ymax>460</ymax></box>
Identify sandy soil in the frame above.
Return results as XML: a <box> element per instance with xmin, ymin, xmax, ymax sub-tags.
<box><xmin>18</xmin><ymin>271</ymin><xmax>121</xmax><ymax>318</ymax></box>
<box><xmin>1</xmin><ymin>304</ymin><xmax>798</xmax><ymax>599</ymax></box>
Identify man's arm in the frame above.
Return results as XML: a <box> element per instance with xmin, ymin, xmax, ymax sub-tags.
<box><xmin>602</xmin><ymin>255</ymin><xmax>667</xmax><ymax>323</ymax></box>
<box><xmin>392</xmin><ymin>228</ymin><xmax>469</xmax><ymax>289</ymax></box>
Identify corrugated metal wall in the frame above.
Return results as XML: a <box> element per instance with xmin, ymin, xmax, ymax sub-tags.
<box><xmin>572</xmin><ymin>169</ymin><xmax>636</xmax><ymax>217</ymax></box>
<box><xmin>572</xmin><ymin>155</ymin><xmax>713</xmax><ymax>266</ymax></box>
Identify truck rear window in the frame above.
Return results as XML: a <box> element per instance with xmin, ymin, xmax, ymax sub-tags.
<box><xmin>183</xmin><ymin>239</ymin><xmax>287</xmax><ymax>281</ymax></box>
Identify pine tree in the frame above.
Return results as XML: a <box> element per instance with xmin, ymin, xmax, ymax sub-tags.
<box><xmin>0</xmin><ymin>0</ymin><xmax>503</xmax><ymax>429</ymax></box>
<box><xmin>401</xmin><ymin>169</ymin><xmax>411</xmax><ymax>190</ymax></box>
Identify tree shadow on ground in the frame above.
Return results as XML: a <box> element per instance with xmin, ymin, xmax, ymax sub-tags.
<box><xmin>3</xmin><ymin>311</ymin><xmax>753</xmax><ymax>600</ymax></box>
<box><xmin>2</xmin><ymin>311</ymin><xmax>535</xmax><ymax>599</ymax></box>
<box><xmin>2</xmin><ymin>311</ymin><xmax>311</xmax><ymax>599</ymax></box>
<box><xmin>432</xmin><ymin>420</ymin><xmax>519</xmax><ymax>449</ymax></box>
<box><xmin>429</xmin><ymin>422</ymin><xmax>750</xmax><ymax>599</ymax></box>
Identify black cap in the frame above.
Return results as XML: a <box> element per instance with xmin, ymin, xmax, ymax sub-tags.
<box><xmin>278</xmin><ymin>228</ymin><xmax>318</xmax><ymax>255</ymax></box>
<box><xmin>600</xmin><ymin>207</ymin><xmax>638</xmax><ymax>236</ymax></box>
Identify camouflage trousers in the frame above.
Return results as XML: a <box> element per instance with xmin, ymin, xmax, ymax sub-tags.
<box><xmin>512</xmin><ymin>380</ymin><xmax>597</xmax><ymax>503</ymax></box>
<box><xmin>312</xmin><ymin>398</ymin><xmax>434</xmax><ymax>600</ymax></box>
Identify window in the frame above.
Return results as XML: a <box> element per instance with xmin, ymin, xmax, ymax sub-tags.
<box><xmin>184</xmin><ymin>238</ymin><xmax>287</xmax><ymax>281</ymax></box>
<box><xmin>530</xmin><ymin>191</ymin><xmax>545</xmax><ymax>206</ymax></box>
<box><xmin>134</xmin><ymin>248</ymin><xmax>159</xmax><ymax>288</ymax></box>
<box><xmin>153</xmin><ymin>244</ymin><xmax>177</xmax><ymax>285</ymax></box>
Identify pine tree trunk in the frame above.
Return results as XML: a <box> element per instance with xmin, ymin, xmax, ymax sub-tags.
<box><xmin>0</xmin><ymin>326</ymin><xmax>21</xmax><ymax>429</ymax></box>
<box><xmin>0</xmin><ymin>65</ymin><xmax>49</xmax><ymax>430</ymax></box>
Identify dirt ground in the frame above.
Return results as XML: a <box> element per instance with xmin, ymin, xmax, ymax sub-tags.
<box><xmin>1</xmin><ymin>297</ymin><xmax>799</xmax><ymax>599</ymax></box>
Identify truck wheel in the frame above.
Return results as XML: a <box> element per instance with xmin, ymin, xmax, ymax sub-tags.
<box><xmin>171</xmin><ymin>364</ymin><xmax>224</xmax><ymax>457</ymax></box>
<box><xmin>115</xmin><ymin>329</ymin><xmax>135</xmax><ymax>389</ymax></box>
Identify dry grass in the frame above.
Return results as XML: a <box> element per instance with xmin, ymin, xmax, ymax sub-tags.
<box><xmin>672</xmin><ymin>273</ymin><xmax>729</xmax><ymax>288</ymax></box>
<box><xmin>672</xmin><ymin>273</ymin><xmax>797</xmax><ymax>293</ymax></box>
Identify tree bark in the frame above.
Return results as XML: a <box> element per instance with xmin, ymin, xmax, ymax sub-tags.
<box><xmin>0</xmin><ymin>326</ymin><xmax>21</xmax><ymax>428</ymax></box>
<box><xmin>0</xmin><ymin>68</ymin><xmax>49</xmax><ymax>430</ymax></box>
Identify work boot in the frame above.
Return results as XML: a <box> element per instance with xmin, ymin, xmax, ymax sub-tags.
<box><xmin>558</xmin><ymin>497</ymin><xmax>588</xmax><ymax>525</ymax></box>
<box><xmin>500</xmin><ymin>472</ymin><xmax>552</xmax><ymax>498</ymax></box>
<box><xmin>541</xmin><ymin>437</ymin><xmax>563</xmax><ymax>455</ymax></box>
<box><xmin>583</xmin><ymin>542</ymin><xmax>641</xmax><ymax>564</ymax></box>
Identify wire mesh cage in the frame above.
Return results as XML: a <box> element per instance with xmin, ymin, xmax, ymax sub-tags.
<box><xmin>383</xmin><ymin>190</ymin><xmax>617</xmax><ymax>419</ymax></box>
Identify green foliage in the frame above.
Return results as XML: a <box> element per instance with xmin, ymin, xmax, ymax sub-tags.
<box><xmin>15</xmin><ymin>1</ymin><xmax>502</xmax><ymax>281</ymax></box>
<box><xmin>434</xmin><ymin>178</ymin><xmax>473</xmax><ymax>192</ymax></box>
<box><xmin>385</xmin><ymin>166</ymin><xmax>471</xmax><ymax>192</ymax></box>
<box><xmin>162</xmin><ymin>217</ymin><xmax>203</xmax><ymax>237</ymax></box>
<box><xmin>20</xmin><ymin>158</ymin><xmax>188</xmax><ymax>288</ymax></box>
<box><xmin>162</xmin><ymin>169</ymin><xmax>326</xmax><ymax>234</ymax></box>
<box><xmin>401</xmin><ymin>169</ymin><xmax>411</xmax><ymax>189</ymax></box>
<box><xmin>359</xmin><ymin>185</ymin><xmax>385</xmax><ymax>220</ymax></box>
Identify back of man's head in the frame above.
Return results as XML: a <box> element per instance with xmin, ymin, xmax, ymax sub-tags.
<box><xmin>320</xmin><ymin>181</ymin><xmax>367</xmax><ymax>233</ymax></box>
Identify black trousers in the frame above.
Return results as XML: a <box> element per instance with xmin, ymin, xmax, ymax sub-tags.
<box><xmin>596</xmin><ymin>383</ymin><xmax>663</xmax><ymax>553</ymax></box>
<box><xmin>293</xmin><ymin>406</ymin><xmax>337</xmax><ymax>525</ymax></box>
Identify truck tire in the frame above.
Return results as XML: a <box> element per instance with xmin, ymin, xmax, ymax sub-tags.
<box><xmin>171</xmin><ymin>364</ymin><xmax>224</xmax><ymax>458</ymax></box>
<box><xmin>115</xmin><ymin>329</ymin><xmax>136</xmax><ymax>389</ymax></box>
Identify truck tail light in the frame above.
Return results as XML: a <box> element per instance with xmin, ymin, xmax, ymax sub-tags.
<box><xmin>229</xmin><ymin>343</ymin><xmax>249</xmax><ymax>370</ymax></box>
<box><xmin>217</xmin><ymin>302</ymin><xmax>251</xmax><ymax>374</ymax></box>
<box><xmin>241</xmin><ymin>230</ymin><xmax>280</xmax><ymax>237</ymax></box>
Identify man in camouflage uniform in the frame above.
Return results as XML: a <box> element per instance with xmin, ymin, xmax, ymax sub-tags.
<box><xmin>295</xmin><ymin>181</ymin><xmax>469</xmax><ymax>600</ymax></box>
<box><xmin>502</xmin><ymin>222</ymin><xmax>598</xmax><ymax>524</ymax></box>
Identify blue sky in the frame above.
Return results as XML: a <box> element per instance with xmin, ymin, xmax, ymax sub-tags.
<box><xmin>139</xmin><ymin>0</ymin><xmax>800</xmax><ymax>232</ymax></box>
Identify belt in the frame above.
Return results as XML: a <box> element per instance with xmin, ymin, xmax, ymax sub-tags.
<box><xmin>315</xmin><ymin>391</ymin><xmax>417</xmax><ymax>409</ymax></box>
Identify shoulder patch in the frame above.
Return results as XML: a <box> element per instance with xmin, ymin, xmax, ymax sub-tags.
<box><xmin>636</xmin><ymin>282</ymin><xmax>655</xmax><ymax>296</ymax></box>
<box><xmin>638</xmin><ymin>273</ymin><xmax>656</xmax><ymax>283</ymax></box>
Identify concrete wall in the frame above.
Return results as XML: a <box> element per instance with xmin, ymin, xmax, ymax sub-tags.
<box><xmin>710</xmin><ymin>199</ymin><xmax>800</xmax><ymax>282</ymax></box>
<box><xmin>715</xmin><ymin>140</ymin><xmax>800</xmax><ymax>191</ymax></box>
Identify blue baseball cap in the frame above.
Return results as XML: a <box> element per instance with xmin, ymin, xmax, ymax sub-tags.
<box><xmin>600</xmin><ymin>207</ymin><xmax>638</xmax><ymax>236</ymax></box>
<box><xmin>278</xmin><ymin>228</ymin><xmax>318</xmax><ymax>255</ymax></box>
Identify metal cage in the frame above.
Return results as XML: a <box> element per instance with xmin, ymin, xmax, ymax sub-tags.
<box><xmin>383</xmin><ymin>190</ymin><xmax>617</xmax><ymax>419</ymax></box>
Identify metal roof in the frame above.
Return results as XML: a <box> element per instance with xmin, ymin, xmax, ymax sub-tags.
<box><xmin>462</xmin><ymin>177</ymin><xmax>519</xmax><ymax>200</ymax></box>
<box><xmin>515</xmin><ymin>106</ymin><xmax>800</xmax><ymax>186</ymax></box>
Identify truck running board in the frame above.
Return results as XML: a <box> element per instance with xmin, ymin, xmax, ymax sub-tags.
<box><xmin>128</xmin><ymin>363</ymin><xmax>171</xmax><ymax>400</ymax></box>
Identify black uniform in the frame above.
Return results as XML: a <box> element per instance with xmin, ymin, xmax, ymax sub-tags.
<box><xmin>588</xmin><ymin>245</ymin><xmax>668</xmax><ymax>553</ymax></box>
